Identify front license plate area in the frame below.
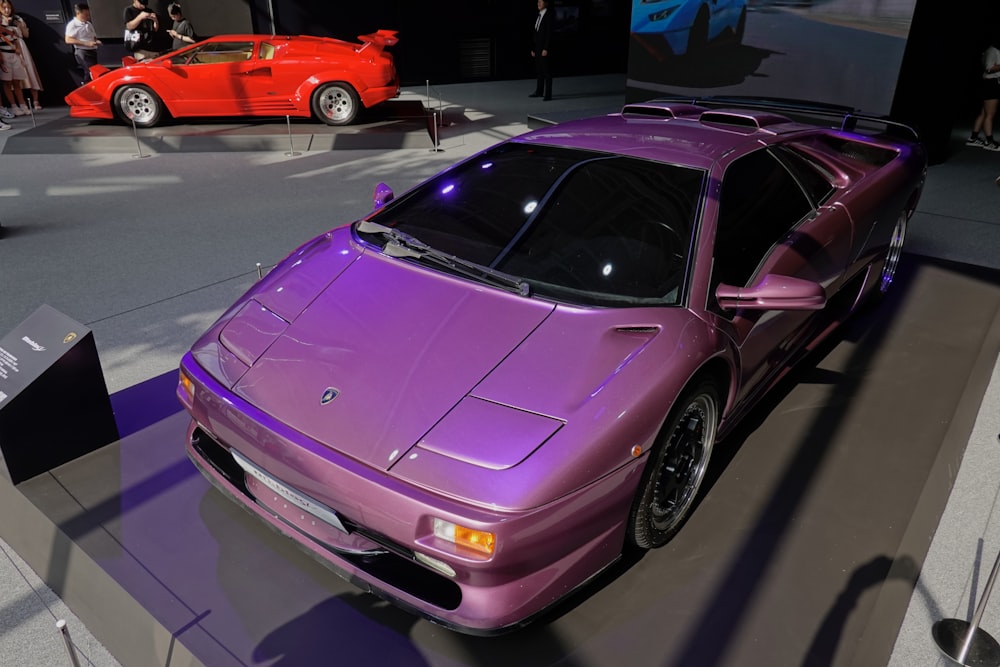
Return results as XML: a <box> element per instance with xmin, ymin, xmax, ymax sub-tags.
<box><xmin>230</xmin><ymin>448</ymin><xmax>349</xmax><ymax>534</ymax></box>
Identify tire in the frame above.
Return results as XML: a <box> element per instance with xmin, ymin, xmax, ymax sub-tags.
<box><xmin>628</xmin><ymin>380</ymin><xmax>719</xmax><ymax>549</ymax></box>
<box><xmin>114</xmin><ymin>85</ymin><xmax>163</xmax><ymax>128</ymax></box>
<box><xmin>734</xmin><ymin>8</ymin><xmax>747</xmax><ymax>44</ymax></box>
<box><xmin>686</xmin><ymin>8</ymin><xmax>710</xmax><ymax>56</ymax></box>
<box><xmin>312</xmin><ymin>82</ymin><xmax>360</xmax><ymax>126</ymax></box>
<box><xmin>877</xmin><ymin>211</ymin><xmax>907</xmax><ymax>296</ymax></box>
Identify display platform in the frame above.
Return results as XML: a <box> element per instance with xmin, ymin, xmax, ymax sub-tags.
<box><xmin>1</xmin><ymin>253</ymin><xmax>999</xmax><ymax>667</ymax></box>
<box><xmin>0</xmin><ymin>99</ymin><xmax>432</xmax><ymax>155</ymax></box>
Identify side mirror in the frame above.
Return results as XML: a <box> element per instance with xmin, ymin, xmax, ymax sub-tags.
<box><xmin>373</xmin><ymin>182</ymin><xmax>394</xmax><ymax>209</ymax></box>
<box><xmin>716</xmin><ymin>274</ymin><xmax>826</xmax><ymax>311</ymax></box>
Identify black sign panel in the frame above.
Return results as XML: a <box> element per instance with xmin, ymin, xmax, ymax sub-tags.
<box><xmin>0</xmin><ymin>305</ymin><xmax>120</xmax><ymax>484</ymax></box>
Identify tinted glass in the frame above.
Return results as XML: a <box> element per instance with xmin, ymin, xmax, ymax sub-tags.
<box><xmin>362</xmin><ymin>143</ymin><xmax>704</xmax><ymax>307</ymax></box>
<box><xmin>772</xmin><ymin>144</ymin><xmax>836</xmax><ymax>206</ymax></box>
<box><xmin>712</xmin><ymin>148</ymin><xmax>814</xmax><ymax>291</ymax></box>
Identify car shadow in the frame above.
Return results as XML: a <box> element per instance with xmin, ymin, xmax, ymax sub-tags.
<box><xmin>628</xmin><ymin>37</ymin><xmax>783</xmax><ymax>89</ymax></box>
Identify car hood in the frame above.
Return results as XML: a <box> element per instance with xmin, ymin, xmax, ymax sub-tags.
<box><xmin>223</xmin><ymin>246</ymin><xmax>557</xmax><ymax>470</ymax></box>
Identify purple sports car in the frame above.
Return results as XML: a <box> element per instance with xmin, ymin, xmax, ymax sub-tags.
<box><xmin>177</xmin><ymin>98</ymin><xmax>926</xmax><ymax>634</ymax></box>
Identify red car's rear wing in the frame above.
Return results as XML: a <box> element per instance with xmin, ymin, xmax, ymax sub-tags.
<box><xmin>356</xmin><ymin>29</ymin><xmax>399</xmax><ymax>54</ymax></box>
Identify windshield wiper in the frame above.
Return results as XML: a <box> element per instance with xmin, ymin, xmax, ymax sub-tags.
<box><xmin>356</xmin><ymin>220</ymin><xmax>531</xmax><ymax>297</ymax></box>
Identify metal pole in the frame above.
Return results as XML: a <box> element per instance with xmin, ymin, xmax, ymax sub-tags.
<box><xmin>130</xmin><ymin>115</ymin><xmax>148</xmax><ymax>159</ymax></box>
<box><xmin>933</xmin><ymin>543</ymin><xmax>1000</xmax><ymax>666</ymax></box>
<box><xmin>256</xmin><ymin>262</ymin><xmax>263</xmax><ymax>280</ymax></box>
<box><xmin>284</xmin><ymin>116</ymin><xmax>300</xmax><ymax>156</ymax></box>
<box><xmin>426</xmin><ymin>80</ymin><xmax>430</xmax><ymax>109</ymax></box>
<box><xmin>56</xmin><ymin>620</ymin><xmax>82</xmax><ymax>667</ymax></box>
<box><xmin>429</xmin><ymin>111</ymin><xmax>443</xmax><ymax>152</ymax></box>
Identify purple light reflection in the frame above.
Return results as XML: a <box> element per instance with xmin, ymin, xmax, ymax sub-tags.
<box><xmin>96</xmin><ymin>382</ymin><xmax>427</xmax><ymax>663</ymax></box>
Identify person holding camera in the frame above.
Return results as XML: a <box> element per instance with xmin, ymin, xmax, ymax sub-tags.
<box><xmin>123</xmin><ymin>0</ymin><xmax>158</xmax><ymax>60</ymax></box>
<box><xmin>165</xmin><ymin>3</ymin><xmax>196</xmax><ymax>51</ymax></box>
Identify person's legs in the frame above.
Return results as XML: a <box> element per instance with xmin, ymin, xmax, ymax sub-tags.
<box><xmin>983</xmin><ymin>98</ymin><xmax>998</xmax><ymax>137</ymax></box>
<box><xmin>7</xmin><ymin>80</ymin><xmax>26</xmax><ymax>110</ymax></box>
<box><xmin>971</xmin><ymin>106</ymin><xmax>985</xmax><ymax>136</ymax></box>
<box><xmin>74</xmin><ymin>49</ymin><xmax>97</xmax><ymax>83</ymax></box>
<box><xmin>1</xmin><ymin>53</ymin><xmax>28</xmax><ymax>109</ymax></box>
<box><xmin>982</xmin><ymin>98</ymin><xmax>1000</xmax><ymax>150</ymax></box>
<box><xmin>532</xmin><ymin>53</ymin><xmax>544</xmax><ymax>96</ymax></box>
<box><xmin>0</xmin><ymin>54</ymin><xmax>15</xmax><ymax>110</ymax></box>
<box><xmin>538</xmin><ymin>54</ymin><xmax>552</xmax><ymax>100</ymax></box>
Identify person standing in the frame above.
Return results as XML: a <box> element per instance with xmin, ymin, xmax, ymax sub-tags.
<box><xmin>965</xmin><ymin>35</ymin><xmax>1000</xmax><ymax>151</ymax></box>
<box><xmin>65</xmin><ymin>3</ymin><xmax>100</xmax><ymax>83</ymax></box>
<box><xmin>0</xmin><ymin>21</ymin><xmax>30</xmax><ymax>114</ymax></box>
<box><xmin>0</xmin><ymin>1</ymin><xmax>41</xmax><ymax>109</ymax></box>
<box><xmin>123</xmin><ymin>0</ymin><xmax>158</xmax><ymax>60</ymax></box>
<box><xmin>165</xmin><ymin>3</ymin><xmax>196</xmax><ymax>51</ymax></box>
<box><xmin>530</xmin><ymin>0</ymin><xmax>553</xmax><ymax>101</ymax></box>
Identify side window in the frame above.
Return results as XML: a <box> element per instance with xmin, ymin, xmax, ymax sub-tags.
<box><xmin>259</xmin><ymin>43</ymin><xmax>275</xmax><ymax>60</ymax></box>
<box><xmin>184</xmin><ymin>42</ymin><xmax>255</xmax><ymax>65</ymax></box>
<box><xmin>772</xmin><ymin>144</ymin><xmax>836</xmax><ymax>207</ymax></box>
<box><xmin>711</xmin><ymin>149</ymin><xmax>814</xmax><ymax>295</ymax></box>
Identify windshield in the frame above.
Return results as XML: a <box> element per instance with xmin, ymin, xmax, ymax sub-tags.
<box><xmin>359</xmin><ymin>143</ymin><xmax>704</xmax><ymax>307</ymax></box>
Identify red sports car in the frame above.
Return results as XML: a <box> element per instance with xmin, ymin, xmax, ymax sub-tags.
<box><xmin>64</xmin><ymin>31</ymin><xmax>399</xmax><ymax>128</ymax></box>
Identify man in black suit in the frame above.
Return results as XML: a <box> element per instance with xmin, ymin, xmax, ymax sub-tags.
<box><xmin>530</xmin><ymin>0</ymin><xmax>553</xmax><ymax>101</ymax></box>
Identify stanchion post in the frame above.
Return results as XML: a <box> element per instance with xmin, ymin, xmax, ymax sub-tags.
<box><xmin>56</xmin><ymin>620</ymin><xmax>82</xmax><ymax>667</ymax></box>
<box><xmin>129</xmin><ymin>114</ymin><xmax>148</xmax><ymax>159</ymax></box>
<box><xmin>284</xmin><ymin>115</ymin><xmax>301</xmax><ymax>157</ymax></box>
<box><xmin>256</xmin><ymin>262</ymin><xmax>263</xmax><ymax>280</ymax></box>
<box><xmin>429</xmin><ymin>111</ymin><xmax>443</xmax><ymax>152</ymax></box>
<box><xmin>933</xmin><ymin>543</ymin><xmax>1000</xmax><ymax>666</ymax></box>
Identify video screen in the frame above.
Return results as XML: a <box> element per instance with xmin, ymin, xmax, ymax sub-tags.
<box><xmin>626</xmin><ymin>0</ymin><xmax>918</xmax><ymax>116</ymax></box>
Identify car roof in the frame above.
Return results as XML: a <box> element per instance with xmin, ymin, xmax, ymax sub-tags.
<box><xmin>514</xmin><ymin>101</ymin><xmax>819</xmax><ymax>170</ymax></box>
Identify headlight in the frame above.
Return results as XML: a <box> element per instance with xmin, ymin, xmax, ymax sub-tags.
<box><xmin>649</xmin><ymin>7</ymin><xmax>678</xmax><ymax>21</ymax></box>
<box><xmin>433</xmin><ymin>518</ymin><xmax>496</xmax><ymax>556</ymax></box>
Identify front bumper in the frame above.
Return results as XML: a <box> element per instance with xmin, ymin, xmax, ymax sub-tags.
<box><xmin>178</xmin><ymin>353</ymin><xmax>642</xmax><ymax>633</ymax></box>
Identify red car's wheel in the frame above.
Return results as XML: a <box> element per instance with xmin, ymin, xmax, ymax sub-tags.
<box><xmin>628</xmin><ymin>380</ymin><xmax>719</xmax><ymax>549</ymax></box>
<box><xmin>113</xmin><ymin>85</ymin><xmax>163</xmax><ymax>128</ymax></box>
<box><xmin>312</xmin><ymin>82</ymin><xmax>360</xmax><ymax>126</ymax></box>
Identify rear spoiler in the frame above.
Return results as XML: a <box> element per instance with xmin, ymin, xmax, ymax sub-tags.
<box><xmin>357</xmin><ymin>29</ymin><xmax>399</xmax><ymax>54</ymax></box>
<box><xmin>637</xmin><ymin>94</ymin><xmax>921</xmax><ymax>142</ymax></box>
<box><xmin>89</xmin><ymin>63</ymin><xmax>111</xmax><ymax>79</ymax></box>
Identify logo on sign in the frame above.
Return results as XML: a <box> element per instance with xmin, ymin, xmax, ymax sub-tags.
<box><xmin>21</xmin><ymin>336</ymin><xmax>45</xmax><ymax>352</ymax></box>
<box><xmin>63</xmin><ymin>332</ymin><xmax>78</xmax><ymax>344</ymax></box>
<box><xmin>320</xmin><ymin>387</ymin><xmax>340</xmax><ymax>405</ymax></box>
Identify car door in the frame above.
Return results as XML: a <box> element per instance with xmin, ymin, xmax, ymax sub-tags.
<box><xmin>165</xmin><ymin>40</ymin><xmax>259</xmax><ymax>116</ymax></box>
<box><xmin>709</xmin><ymin>146</ymin><xmax>851</xmax><ymax>406</ymax></box>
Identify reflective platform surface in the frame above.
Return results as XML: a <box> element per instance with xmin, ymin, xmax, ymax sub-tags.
<box><xmin>3</xmin><ymin>253</ymin><xmax>999</xmax><ymax>666</ymax></box>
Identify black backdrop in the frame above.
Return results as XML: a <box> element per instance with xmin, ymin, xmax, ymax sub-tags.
<box><xmin>8</xmin><ymin>0</ymin><xmax>998</xmax><ymax>164</ymax></box>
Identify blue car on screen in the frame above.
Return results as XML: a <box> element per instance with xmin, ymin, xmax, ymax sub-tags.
<box><xmin>631</xmin><ymin>0</ymin><xmax>748</xmax><ymax>55</ymax></box>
